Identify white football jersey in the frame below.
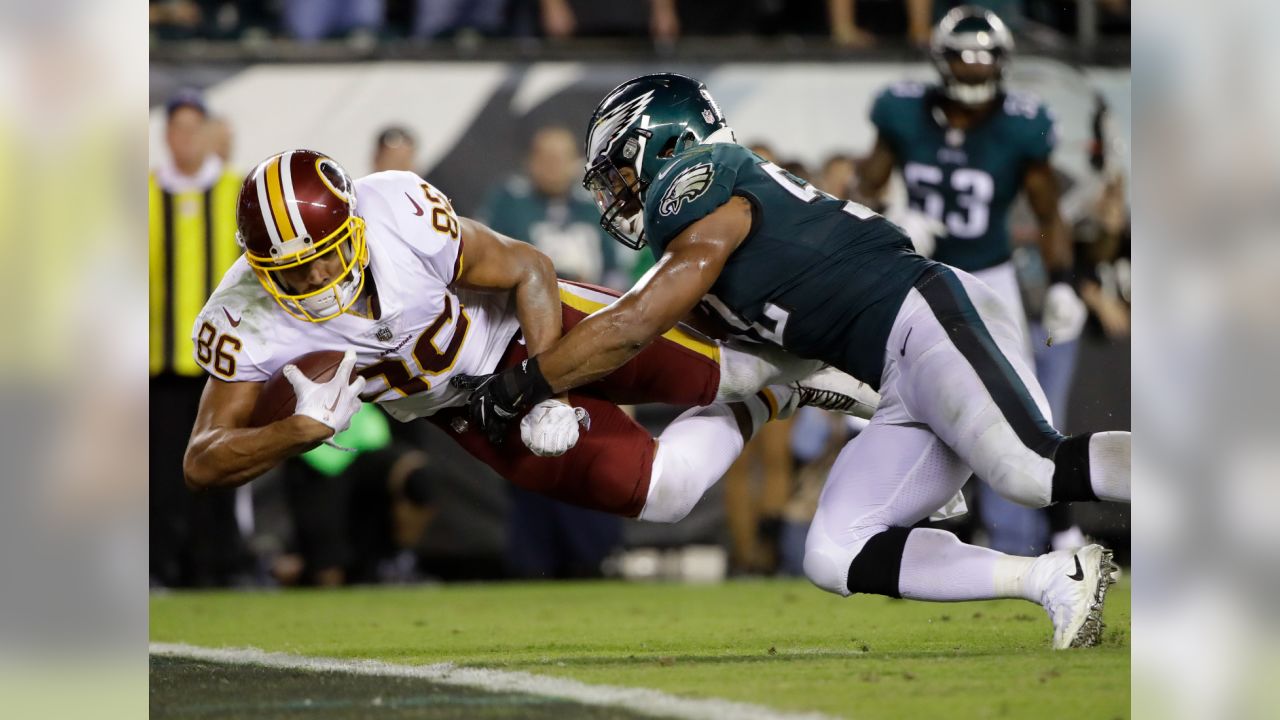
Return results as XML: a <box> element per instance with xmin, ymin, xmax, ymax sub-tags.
<box><xmin>192</xmin><ymin>170</ymin><xmax>522</xmax><ymax>422</ymax></box>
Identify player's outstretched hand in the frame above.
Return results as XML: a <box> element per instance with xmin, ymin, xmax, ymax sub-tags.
<box><xmin>451</xmin><ymin>358</ymin><xmax>555</xmax><ymax>445</ymax></box>
<box><xmin>1042</xmin><ymin>282</ymin><xmax>1088</xmax><ymax>345</ymax></box>
<box><xmin>520</xmin><ymin>400</ymin><xmax>590</xmax><ymax>457</ymax></box>
<box><xmin>283</xmin><ymin>349</ymin><xmax>367</xmax><ymax>435</ymax></box>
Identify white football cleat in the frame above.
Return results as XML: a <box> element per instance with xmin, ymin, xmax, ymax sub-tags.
<box><xmin>785</xmin><ymin>367</ymin><xmax>879</xmax><ymax>420</ymax></box>
<box><xmin>1032</xmin><ymin>544</ymin><xmax>1119</xmax><ymax>649</ymax></box>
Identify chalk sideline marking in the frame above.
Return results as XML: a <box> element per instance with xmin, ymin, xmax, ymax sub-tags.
<box><xmin>151</xmin><ymin>643</ymin><xmax>840</xmax><ymax>720</ymax></box>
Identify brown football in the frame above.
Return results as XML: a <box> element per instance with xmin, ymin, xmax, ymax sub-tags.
<box><xmin>248</xmin><ymin>350</ymin><xmax>357</xmax><ymax>427</ymax></box>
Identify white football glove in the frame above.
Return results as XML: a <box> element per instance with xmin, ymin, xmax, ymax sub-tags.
<box><xmin>283</xmin><ymin>349</ymin><xmax>367</xmax><ymax>437</ymax></box>
<box><xmin>885</xmin><ymin>206</ymin><xmax>945</xmax><ymax>258</ymax></box>
<box><xmin>520</xmin><ymin>399</ymin><xmax>590</xmax><ymax>457</ymax></box>
<box><xmin>1042</xmin><ymin>282</ymin><xmax>1088</xmax><ymax>345</ymax></box>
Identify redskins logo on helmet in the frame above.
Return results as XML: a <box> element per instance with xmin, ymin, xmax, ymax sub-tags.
<box><xmin>236</xmin><ymin>149</ymin><xmax>369</xmax><ymax>322</ymax></box>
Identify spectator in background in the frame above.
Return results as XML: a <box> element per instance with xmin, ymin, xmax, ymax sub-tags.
<box><xmin>476</xmin><ymin>125</ymin><xmax>626</xmax><ymax>288</ymax></box>
<box><xmin>536</xmin><ymin>0</ymin><xmax>678</xmax><ymax>41</ymax></box>
<box><xmin>412</xmin><ymin>0</ymin><xmax>507</xmax><ymax>38</ymax></box>
<box><xmin>817</xmin><ymin>153</ymin><xmax>857</xmax><ymax>199</ymax></box>
<box><xmin>372</xmin><ymin>125</ymin><xmax>418</xmax><ymax>172</ymax></box>
<box><xmin>149</xmin><ymin>90</ymin><xmax>248</xmax><ymax>587</ymax></box>
<box><xmin>474</xmin><ymin>125</ymin><xmax>625</xmax><ymax>579</ymax></box>
<box><xmin>208</xmin><ymin>115</ymin><xmax>233</xmax><ymax>163</ymax></box>
<box><xmin>280</xmin><ymin>0</ymin><xmax>384</xmax><ymax>43</ymax></box>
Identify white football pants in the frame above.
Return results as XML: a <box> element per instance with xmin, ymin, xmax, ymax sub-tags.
<box><xmin>804</xmin><ymin>265</ymin><xmax>1067</xmax><ymax>596</ymax></box>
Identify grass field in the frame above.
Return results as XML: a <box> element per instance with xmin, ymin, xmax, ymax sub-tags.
<box><xmin>150</xmin><ymin>577</ymin><xmax>1129</xmax><ymax>719</ymax></box>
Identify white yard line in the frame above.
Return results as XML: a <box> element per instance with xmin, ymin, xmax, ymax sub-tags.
<box><xmin>151</xmin><ymin>642</ymin><xmax>841</xmax><ymax>720</ymax></box>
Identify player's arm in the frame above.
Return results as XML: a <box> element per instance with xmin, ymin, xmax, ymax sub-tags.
<box><xmin>454</xmin><ymin>195</ymin><xmax>752</xmax><ymax>437</ymax></box>
<box><xmin>455</xmin><ymin>216</ymin><xmax>562</xmax><ymax>358</ymax></box>
<box><xmin>1023</xmin><ymin>160</ymin><xmax>1072</xmax><ymax>276</ymax></box>
<box><xmin>854</xmin><ymin>134</ymin><xmax>896</xmax><ymax>209</ymax></box>
<box><xmin>1024</xmin><ymin>160</ymin><xmax>1089</xmax><ymax>343</ymax></box>
<box><xmin>182</xmin><ymin>378</ymin><xmax>332</xmax><ymax>490</ymax></box>
<box><xmin>538</xmin><ymin>196</ymin><xmax>751</xmax><ymax>390</ymax></box>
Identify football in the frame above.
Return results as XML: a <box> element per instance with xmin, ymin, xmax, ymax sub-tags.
<box><xmin>248</xmin><ymin>350</ymin><xmax>357</xmax><ymax>427</ymax></box>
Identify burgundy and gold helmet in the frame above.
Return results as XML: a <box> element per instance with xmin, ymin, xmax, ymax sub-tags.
<box><xmin>236</xmin><ymin>149</ymin><xmax>368</xmax><ymax>322</ymax></box>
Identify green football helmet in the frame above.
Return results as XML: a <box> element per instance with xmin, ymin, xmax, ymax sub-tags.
<box><xmin>582</xmin><ymin>73</ymin><xmax>729</xmax><ymax>249</ymax></box>
<box><xmin>930</xmin><ymin>5</ymin><xmax>1015</xmax><ymax>106</ymax></box>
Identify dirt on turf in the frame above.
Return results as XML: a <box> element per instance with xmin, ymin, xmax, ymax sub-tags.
<box><xmin>150</xmin><ymin>656</ymin><xmax>656</xmax><ymax>720</ymax></box>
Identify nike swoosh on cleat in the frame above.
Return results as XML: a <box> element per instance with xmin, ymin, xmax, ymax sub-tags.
<box><xmin>900</xmin><ymin>327</ymin><xmax>912</xmax><ymax>356</ymax></box>
<box><xmin>405</xmin><ymin>192</ymin><xmax>425</xmax><ymax>216</ymax></box>
<box><xmin>223</xmin><ymin>307</ymin><xmax>242</xmax><ymax>327</ymax></box>
<box><xmin>1067</xmin><ymin>555</ymin><xmax>1085</xmax><ymax>581</ymax></box>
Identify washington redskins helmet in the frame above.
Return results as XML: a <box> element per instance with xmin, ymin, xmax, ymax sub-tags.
<box><xmin>236</xmin><ymin>149</ymin><xmax>368</xmax><ymax>322</ymax></box>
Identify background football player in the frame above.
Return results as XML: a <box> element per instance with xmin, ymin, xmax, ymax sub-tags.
<box><xmin>181</xmin><ymin>149</ymin><xmax>873</xmax><ymax>531</ymax></box>
<box><xmin>856</xmin><ymin>5</ymin><xmax>1092</xmax><ymax>554</ymax></box>
<box><xmin>455</xmin><ymin>72</ymin><xmax>1130</xmax><ymax>649</ymax></box>
<box><xmin>856</xmin><ymin>5</ymin><xmax>1087</xmax><ymax>353</ymax></box>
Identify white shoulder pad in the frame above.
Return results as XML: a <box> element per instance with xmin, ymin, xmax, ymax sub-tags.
<box><xmin>356</xmin><ymin>171</ymin><xmax>463</xmax><ymax>285</ymax></box>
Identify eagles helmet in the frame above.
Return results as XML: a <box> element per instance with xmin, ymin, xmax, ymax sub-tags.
<box><xmin>582</xmin><ymin>73</ymin><xmax>730</xmax><ymax>249</ymax></box>
<box><xmin>930</xmin><ymin>5</ymin><xmax>1015</xmax><ymax>106</ymax></box>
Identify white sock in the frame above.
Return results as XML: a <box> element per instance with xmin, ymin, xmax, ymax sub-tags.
<box><xmin>715</xmin><ymin>344</ymin><xmax>822</xmax><ymax>402</ymax></box>
<box><xmin>1089</xmin><ymin>431</ymin><xmax>1130</xmax><ymax>502</ymax></box>
<box><xmin>898</xmin><ymin>528</ymin><xmax>1038</xmax><ymax>602</ymax></box>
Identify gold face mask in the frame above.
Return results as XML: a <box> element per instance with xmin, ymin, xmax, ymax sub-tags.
<box><xmin>245</xmin><ymin>215</ymin><xmax>369</xmax><ymax>322</ymax></box>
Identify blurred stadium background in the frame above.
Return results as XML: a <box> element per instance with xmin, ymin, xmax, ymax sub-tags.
<box><xmin>148</xmin><ymin>1</ymin><xmax>1130</xmax><ymax>717</ymax></box>
<box><xmin>150</xmin><ymin>0</ymin><xmax>1130</xmax><ymax>591</ymax></box>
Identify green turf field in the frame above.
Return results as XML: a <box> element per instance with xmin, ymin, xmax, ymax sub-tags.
<box><xmin>150</xmin><ymin>578</ymin><xmax>1129</xmax><ymax>719</ymax></box>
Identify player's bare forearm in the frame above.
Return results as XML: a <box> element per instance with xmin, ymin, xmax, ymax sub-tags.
<box><xmin>1024</xmin><ymin>160</ymin><xmax>1072</xmax><ymax>274</ymax></box>
<box><xmin>538</xmin><ymin>197</ymin><xmax>752</xmax><ymax>393</ymax></box>
<box><xmin>456</xmin><ymin>217</ymin><xmax>563</xmax><ymax>357</ymax></box>
<box><xmin>854</xmin><ymin>135</ymin><xmax>896</xmax><ymax>209</ymax></box>
<box><xmin>182</xmin><ymin>378</ymin><xmax>330</xmax><ymax>490</ymax></box>
<box><xmin>184</xmin><ymin>415</ymin><xmax>330</xmax><ymax>490</ymax></box>
<box><xmin>537</xmin><ymin>293</ymin><xmax>661</xmax><ymax>392</ymax></box>
<box><xmin>510</xmin><ymin>249</ymin><xmax>561</xmax><ymax>358</ymax></box>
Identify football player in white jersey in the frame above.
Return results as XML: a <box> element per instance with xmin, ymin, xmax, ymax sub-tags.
<box><xmin>181</xmin><ymin>149</ymin><xmax>876</xmax><ymax>521</ymax></box>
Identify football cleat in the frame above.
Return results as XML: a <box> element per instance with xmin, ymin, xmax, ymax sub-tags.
<box><xmin>1032</xmin><ymin>544</ymin><xmax>1119</xmax><ymax>649</ymax></box>
<box><xmin>789</xmin><ymin>367</ymin><xmax>880</xmax><ymax>420</ymax></box>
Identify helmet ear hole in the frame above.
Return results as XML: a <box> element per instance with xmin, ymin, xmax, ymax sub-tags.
<box><xmin>658</xmin><ymin>135</ymin><xmax>680</xmax><ymax>159</ymax></box>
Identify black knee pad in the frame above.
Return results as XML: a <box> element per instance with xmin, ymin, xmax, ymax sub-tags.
<box><xmin>1051</xmin><ymin>433</ymin><xmax>1100</xmax><ymax>503</ymax></box>
<box><xmin>846</xmin><ymin>527</ymin><xmax>911</xmax><ymax>598</ymax></box>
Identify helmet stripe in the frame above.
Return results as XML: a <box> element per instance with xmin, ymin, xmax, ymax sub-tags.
<box><xmin>279</xmin><ymin>150</ymin><xmax>309</xmax><ymax>240</ymax></box>
<box><xmin>254</xmin><ymin>159</ymin><xmax>283</xmax><ymax>248</ymax></box>
<box><xmin>265</xmin><ymin>155</ymin><xmax>298</xmax><ymax>241</ymax></box>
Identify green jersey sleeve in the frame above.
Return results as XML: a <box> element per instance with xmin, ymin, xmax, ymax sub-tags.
<box><xmin>643</xmin><ymin>144</ymin><xmax>744</xmax><ymax>254</ymax></box>
<box><xmin>1002</xmin><ymin>91</ymin><xmax>1057</xmax><ymax>163</ymax></box>
<box><xmin>870</xmin><ymin>82</ymin><xmax>926</xmax><ymax>156</ymax></box>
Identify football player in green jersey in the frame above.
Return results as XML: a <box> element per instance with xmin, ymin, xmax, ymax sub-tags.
<box><xmin>856</xmin><ymin>5</ymin><xmax>1087</xmax><ymax>354</ymax></box>
<box><xmin>455</xmin><ymin>72</ymin><xmax>1129</xmax><ymax>648</ymax></box>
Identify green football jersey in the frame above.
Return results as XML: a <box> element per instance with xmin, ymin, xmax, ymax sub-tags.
<box><xmin>871</xmin><ymin>82</ymin><xmax>1057</xmax><ymax>272</ymax></box>
<box><xmin>643</xmin><ymin>142</ymin><xmax>933</xmax><ymax>387</ymax></box>
<box><xmin>476</xmin><ymin>176</ymin><xmax>620</xmax><ymax>285</ymax></box>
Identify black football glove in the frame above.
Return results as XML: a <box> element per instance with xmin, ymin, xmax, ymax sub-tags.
<box><xmin>451</xmin><ymin>357</ymin><xmax>554</xmax><ymax>444</ymax></box>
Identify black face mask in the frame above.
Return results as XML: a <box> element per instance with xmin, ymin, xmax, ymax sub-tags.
<box><xmin>583</xmin><ymin>156</ymin><xmax>647</xmax><ymax>250</ymax></box>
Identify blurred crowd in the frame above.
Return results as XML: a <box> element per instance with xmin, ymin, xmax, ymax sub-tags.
<box><xmin>149</xmin><ymin>70</ymin><xmax>1129</xmax><ymax>588</ymax></box>
<box><xmin>150</xmin><ymin>0</ymin><xmax>1130</xmax><ymax>47</ymax></box>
